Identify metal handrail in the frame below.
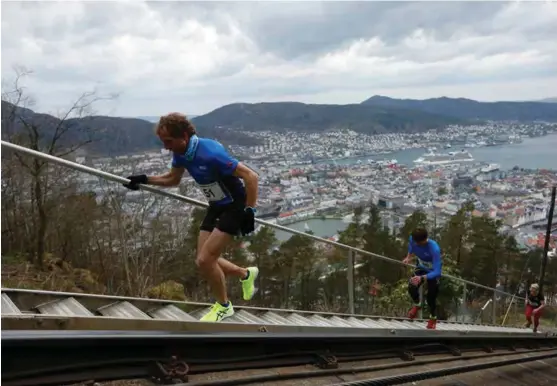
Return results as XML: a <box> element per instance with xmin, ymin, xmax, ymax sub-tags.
<box><xmin>0</xmin><ymin>140</ymin><xmax>525</xmax><ymax>303</ymax></box>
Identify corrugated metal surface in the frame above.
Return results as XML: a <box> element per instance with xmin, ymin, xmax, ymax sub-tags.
<box><xmin>148</xmin><ymin>304</ymin><xmax>198</xmax><ymax>321</ymax></box>
<box><xmin>0</xmin><ymin>288</ymin><xmax>538</xmax><ymax>335</ymax></box>
<box><xmin>36</xmin><ymin>297</ymin><xmax>93</xmax><ymax>317</ymax></box>
<box><xmin>98</xmin><ymin>301</ymin><xmax>151</xmax><ymax>319</ymax></box>
<box><xmin>2</xmin><ymin>293</ymin><xmax>21</xmax><ymax>315</ymax></box>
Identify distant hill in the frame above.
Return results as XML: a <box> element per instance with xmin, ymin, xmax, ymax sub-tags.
<box><xmin>536</xmin><ymin>97</ymin><xmax>557</xmax><ymax>103</ymax></box>
<box><xmin>1</xmin><ymin>101</ymin><xmax>260</xmax><ymax>156</ymax></box>
<box><xmin>191</xmin><ymin>102</ymin><xmax>465</xmax><ymax>134</ymax></box>
<box><xmin>134</xmin><ymin>116</ymin><xmax>160</xmax><ymax>123</ymax></box>
<box><xmin>135</xmin><ymin>115</ymin><xmax>199</xmax><ymax>123</ymax></box>
<box><xmin>361</xmin><ymin>96</ymin><xmax>557</xmax><ymax>121</ymax></box>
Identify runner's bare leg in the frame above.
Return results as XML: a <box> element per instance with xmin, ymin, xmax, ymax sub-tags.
<box><xmin>197</xmin><ymin>229</ymin><xmax>247</xmax><ymax>303</ymax></box>
<box><xmin>197</xmin><ymin>231</ymin><xmax>247</xmax><ymax>278</ymax></box>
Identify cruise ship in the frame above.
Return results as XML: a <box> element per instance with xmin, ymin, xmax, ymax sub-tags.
<box><xmin>480</xmin><ymin>163</ymin><xmax>500</xmax><ymax>173</ymax></box>
<box><xmin>413</xmin><ymin>149</ymin><xmax>474</xmax><ymax>166</ymax></box>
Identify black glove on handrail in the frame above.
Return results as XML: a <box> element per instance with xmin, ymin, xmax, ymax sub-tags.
<box><xmin>123</xmin><ymin>174</ymin><xmax>148</xmax><ymax>190</ymax></box>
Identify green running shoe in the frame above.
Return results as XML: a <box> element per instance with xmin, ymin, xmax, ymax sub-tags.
<box><xmin>200</xmin><ymin>301</ymin><xmax>234</xmax><ymax>322</ymax></box>
<box><xmin>241</xmin><ymin>266</ymin><xmax>259</xmax><ymax>301</ymax></box>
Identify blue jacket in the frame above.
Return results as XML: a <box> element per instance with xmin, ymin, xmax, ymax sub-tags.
<box><xmin>408</xmin><ymin>236</ymin><xmax>442</xmax><ymax>280</ymax></box>
<box><xmin>171</xmin><ymin>136</ymin><xmax>246</xmax><ymax>206</ymax></box>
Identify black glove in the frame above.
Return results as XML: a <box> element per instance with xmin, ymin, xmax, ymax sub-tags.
<box><xmin>123</xmin><ymin>174</ymin><xmax>148</xmax><ymax>190</ymax></box>
<box><xmin>241</xmin><ymin>207</ymin><xmax>256</xmax><ymax>236</ymax></box>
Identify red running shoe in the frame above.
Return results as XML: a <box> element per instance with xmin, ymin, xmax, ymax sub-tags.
<box><xmin>408</xmin><ymin>305</ymin><xmax>421</xmax><ymax>319</ymax></box>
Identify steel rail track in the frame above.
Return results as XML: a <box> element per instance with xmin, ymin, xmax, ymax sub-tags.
<box><xmin>178</xmin><ymin>349</ymin><xmax>557</xmax><ymax>386</ymax></box>
<box><xmin>334</xmin><ymin>350</ymin><xmax>557</xmax><ymax>386</ymax></box>
<box><xmin>2</xmin><ymin>329</ymin><xmax>556</xmax><ymax>386</ymax></box>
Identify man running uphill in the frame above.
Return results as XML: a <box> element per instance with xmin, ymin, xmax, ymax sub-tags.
<box><xmin>123</xmin><ymin>113</ymin><xmax>259</xmax><ymax>322</ymax></box>
<box><xmin>524</xmin><ymin>283</ymin><xmax>545</xmax><ymax>333</ymax></box>
<box><xmin>402</xmin><ymin>228</ymin><xmax>442</xmax><ymax>329</ymax></box>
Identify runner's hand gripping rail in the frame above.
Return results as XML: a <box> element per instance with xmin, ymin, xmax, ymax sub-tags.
<box><xmin>123</xmin><ymin>174</ymin><xmax>148</xmax><ymax>190</ymax></box>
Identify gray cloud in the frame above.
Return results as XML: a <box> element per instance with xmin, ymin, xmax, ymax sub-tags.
<box><xmin>234</xmin><ymin>1</ymin><xmax>509</xmax><ymax>60</ymax></box>
<box><xmin>1</xmin><ymin>1</ymin><xmax>556</xmax><ymax>116</ymax></box>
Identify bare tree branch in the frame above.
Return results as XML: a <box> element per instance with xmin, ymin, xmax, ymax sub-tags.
<box><xmin>1</xmin><ymin>67</ymin><xmax>118</xmax><ymax>268</ymax></box>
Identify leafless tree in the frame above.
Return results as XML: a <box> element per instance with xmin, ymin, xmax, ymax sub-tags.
<box><xmin>1</xmin><ymin>67</ymin><xmax>117</xmax><ymax>268</ymax></box>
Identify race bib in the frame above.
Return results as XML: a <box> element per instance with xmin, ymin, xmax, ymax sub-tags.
<box><xmin>198</xmin><ymin>182</ymin><xmax>226</xmax><ymax>202</ymax></box>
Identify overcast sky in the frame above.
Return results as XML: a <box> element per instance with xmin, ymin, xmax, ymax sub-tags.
<box><xmin>2</xmin><ymin>0</ymin><xmax>557</xmax><ymax>117</ymax></box>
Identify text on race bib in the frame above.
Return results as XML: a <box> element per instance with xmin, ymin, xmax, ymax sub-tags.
<box><xmin>198</xmin><ymin>182</ymin><xmax>226</xmax><ymax>202</ymax></box>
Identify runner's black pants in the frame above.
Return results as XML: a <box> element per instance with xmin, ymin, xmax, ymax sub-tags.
<box><xmin>408</xmin><ymin>275</ymin><xmax>440</xmax><ymax>318</ymax></box>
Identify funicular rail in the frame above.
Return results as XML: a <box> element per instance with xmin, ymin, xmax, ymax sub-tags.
<box><xmin>0</xmin><ymin>287</ymin><xmax>546</xmax><ymax>335</ymax></box>
<box><xmin>2</xmin><ymin>287</ymin><xmax>555</xmax><ymax>385</ymax></box>
<box><xmin>2</xmin><ymin>329</ymin><xmax>557</xmax><ymax>386</ymax></box>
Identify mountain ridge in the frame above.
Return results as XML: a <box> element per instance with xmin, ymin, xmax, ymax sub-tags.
<box><xmin>135</xmin><ymin>115</ymin><xmax>199</xmax><ymax>123</ymax></box>
<box><xmin>3</xmin><ymin>93</ymin><xmax>556</xmax><ymax>157</ymax></box>
<box><xmin>360</xmin><ymin>95</ymin><xmax>557</xmax><ymax>121</ymax></box>
<box><xmin>0</xmin><ymin>101</ymin><xmax>260</xmax><ymax>156</ymax></box>
<box><xmin>536</xmin><ymin>97</ymin><xmax>557</xmax><ymax>103</ymax></box>
<box><xmin>190</xmin><ymin>101</ymin><xmax>466</xmax><ymax>134</ymax></box>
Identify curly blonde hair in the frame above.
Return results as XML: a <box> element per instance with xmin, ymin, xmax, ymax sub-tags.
<box><xmin>156</xmin><ymin>112</ymin><xmax>196</xmax><ymax>138</ymax></box>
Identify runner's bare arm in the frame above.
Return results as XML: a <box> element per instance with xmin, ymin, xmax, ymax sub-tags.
<box><xmin>233</xmin><ymin>162</ymin><xmax>259</xmax><ymax>207</ymax></box>
<box><xmin>147</xmin><ymin>167</ymin><xmax>185</xmax><ymax>187</ymax></box>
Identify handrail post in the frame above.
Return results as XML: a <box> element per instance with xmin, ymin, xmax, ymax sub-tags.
<box><xmin>492</xmin><ymin>290</ymin><xmax>497</xmax><ymax>325</ymax></box>
<box><xmin>502</xmin><ymin>290</ymin><xmax>518</xmax><ymax>326</ymax></box>
<box><xmin>513</xmin><ymin>300</ymin><xmax>518</xmax><ymax>326</ymax></box>
<box><xmin>539</xmin><ymin>185</ymin><xmax>556</xmax><ymax>294</ymax></box>
<box><xmin>347</xmin><ymin>250</ymin><xmax>355</xmax><ymax>314</ymax></box>
<box><xmin>461</xmin><ymin>283</ymin><xmax>467</xmax><ymax>322</ymax></box>
<box><xmin>419</xmin><ymin>286</ymin><xmax>424</xmax><ymax>320</ymax></box>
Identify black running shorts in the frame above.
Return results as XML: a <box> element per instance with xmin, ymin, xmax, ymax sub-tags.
<box><xmin>200</xmin><ymin>202</ymin><xmax>245</xmax><ymax>236</ymax></box>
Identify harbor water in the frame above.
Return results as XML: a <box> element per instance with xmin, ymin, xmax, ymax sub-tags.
<box><xmin>317</xmin><ymin>133</ymin><xmax>557</xmax><ymax>171</ymax></box>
